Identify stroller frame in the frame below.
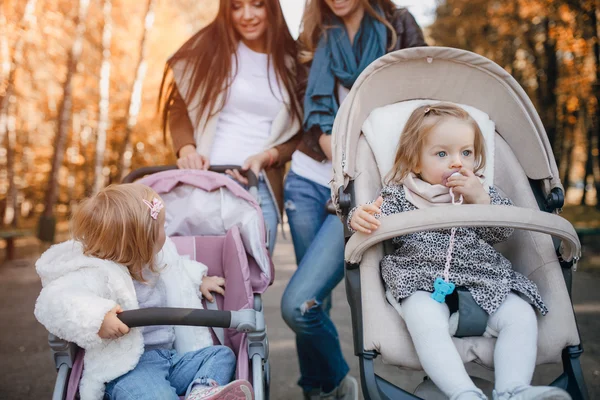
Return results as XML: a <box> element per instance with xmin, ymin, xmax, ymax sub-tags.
<box><xmin>339</xmin><ymin>181</ymin><xmax>589</xmax><ymax>400</ymax></box>
<box><xmin>329</xmin><ymin>47</ymin><xmax>591</xmax><ymax>400</ymax></box>
<box><xmin>347</xmin><ymin>258</ymin><xmax>587</xmax><ymax>400</ymax></box>
<box><xmin>46</xmin><ymin>165</ymin><xmax>271</xmax><ymax>400</ymax></box>
<box><xmin>48</xmin><ymin>297</ymin><xmax>270</xmax><ymax>400</ymax></box>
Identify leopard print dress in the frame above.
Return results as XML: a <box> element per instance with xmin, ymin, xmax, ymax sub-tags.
<box><xmin>349</xmin><ymin>185</ymin><xmax>548</xmax><ymax>315</ymax></box>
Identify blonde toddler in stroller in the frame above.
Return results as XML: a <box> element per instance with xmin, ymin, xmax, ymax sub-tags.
<box><xmin>331</xmin><ymin>47</ymin><xmax>586</xmax><ymax>400</ymax></box>
<box><xmin>349</xmin><ymin>103</ymin><xmax>570</xmax><ymax>400</ymax></box>
<box><xmin>35</xmin><ymin>183</ymin><xmax>254</xmax><ymax>400</ymax></box>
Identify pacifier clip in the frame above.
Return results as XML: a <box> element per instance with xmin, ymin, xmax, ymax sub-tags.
<box><xmin>431</xmin><ymin>181</ymin><xmax>463</xmax><ymax>303</ymax></box>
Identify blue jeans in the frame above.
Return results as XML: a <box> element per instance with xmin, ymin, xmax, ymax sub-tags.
<box><xmin>281</xmin><ymin>170</ymin><xmax>349</xmax><ymax>393</ymax></box>
<box><xmin>104</xmin><ymin>346</ymin><xmax>236</xmax><ymax>399</ymax></box>
<box><xmin>258</xmin><ymin>178</ymin><xmax>278</xmax><ymax>255</ymax></box>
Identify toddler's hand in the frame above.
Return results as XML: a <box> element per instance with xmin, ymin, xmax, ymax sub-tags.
<box><xmin>445</xmin><ymin>169</ymin><xmax>490</xmax><ymax>204</ymax></box>
<box><xmin>98</xmin><ymin>305</ymin><xmax>130</xmax><ymax>340</ymax></box>
<box><xmin>200</xmin><ymin>276</ymin><xmax>225</xmax><ymax>303</ymax></box>
<box><xmin>350</xmin><ymin>196</ymin><xmax>383</xmax><ymax>234</ymax></box>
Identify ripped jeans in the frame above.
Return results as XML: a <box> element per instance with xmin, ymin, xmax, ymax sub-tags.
<box><xmin>281</xmin><ymin>170</ymin><xmax>349</xmax><ymax>393</ymax></box>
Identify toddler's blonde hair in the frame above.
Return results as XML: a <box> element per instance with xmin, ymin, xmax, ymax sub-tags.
<box><xmin>71</xmin><ymin>183</ymin><xmax>163</xmax><ymax>282</ymax></box>
<box><xmin>386</xmin><ymin>102</ymin><xmax>487</xmax><ymax>185</ymax></box>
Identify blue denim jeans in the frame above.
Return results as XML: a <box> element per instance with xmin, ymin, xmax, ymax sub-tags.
<box><xmin>281</xmin><ymin>170</ymin><xmax>349</xmax><ymax>393</ymax></box>
<box><xmin>104</xmin><ymin>346</ymin><xmax>236</xmax><ymax>399</ymax></box>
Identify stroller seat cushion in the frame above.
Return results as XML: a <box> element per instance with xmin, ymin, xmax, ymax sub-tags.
<box><xmin>361</xmin><ymin>99</ymin><xmax>496</xmax><ymax>188</ymax></box>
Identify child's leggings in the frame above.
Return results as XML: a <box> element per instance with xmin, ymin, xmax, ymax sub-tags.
<box><xmin>402</xmin><ymin>291</ymin><xmax>538</xmax><ymax>399</ymax></box>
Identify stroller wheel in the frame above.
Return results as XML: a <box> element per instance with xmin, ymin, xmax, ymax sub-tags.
<box><xmin>264</xmin><ymin>359</ymin><xmax>270</xmax><ymax>400</ymax></box>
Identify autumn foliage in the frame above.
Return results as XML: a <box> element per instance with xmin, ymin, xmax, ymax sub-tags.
<box><xmin>430</xmin><ymin>0</ymin><xmax>599</xmax><ymax>207</ymax></box>
<box><xmin>0</xmin><ymin>0</ymin><xmax>217</xmax><ymax>230</ymax></box>
<box><xmin>0</xmin><ymin>0</ymin><xmax>599</xmax><ymax>234</ymax></box>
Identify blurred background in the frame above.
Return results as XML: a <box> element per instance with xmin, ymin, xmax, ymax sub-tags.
<box><xmin>1</xmin><ymin>0</ymin><xmax>599</xmax><ymax>253</ymax></box>
<box><xmin>0</xmin><ymin>0</ymin><xmax>598</xmax><ymax>398</ymax></box>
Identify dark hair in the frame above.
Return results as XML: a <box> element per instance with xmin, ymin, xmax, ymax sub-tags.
<box><xmin>158</xmin><ymin>0</ymin><xmax>301</xmax><ymax>137</ymax></box>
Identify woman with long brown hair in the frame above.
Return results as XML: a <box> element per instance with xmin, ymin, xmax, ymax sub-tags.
<box><xmin>280</xmin><ymin>1</ymin><xmax>426</xmax><ymax>399</ymax></box>
<box><xmin>158</xmin><ymin>0</ymin><xmax>302</xmax><ymax>254</ymax></box>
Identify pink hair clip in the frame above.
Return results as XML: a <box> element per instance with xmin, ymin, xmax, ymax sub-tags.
<box><xmin>142</xmin><ymin>197</ymin><xmax>164</xmax><ymax>220</ymax></box>
<box><xmin>424</xmin><ymin>107</ymin><xmax>431</xmax><ymax>114</ymax></box>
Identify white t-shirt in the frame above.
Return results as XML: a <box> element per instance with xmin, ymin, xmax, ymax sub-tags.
<box><xmin>290</xmin><ymin>85</ymin><xmax>350</xmax><ymax>188</ymax></box>
<box><xmin>210</xmin><ymin>42</ymin><xmax>283</xmax><ymax>166</ymax></box>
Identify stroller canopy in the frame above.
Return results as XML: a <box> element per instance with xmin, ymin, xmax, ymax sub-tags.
<box><xmin>140</xmin><ymin>169</ymin><xmax>274</xmax><ymax>287</ymax></box>
<box><xmin>331</xmin><ymin>46</ymin><xmax>561</xmax><ymax>209</ymax></box>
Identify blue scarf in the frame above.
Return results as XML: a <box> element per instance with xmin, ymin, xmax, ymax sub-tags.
<box><xmin>303</xmin><ymin>11</ymin><xmax>387</xmax><ymax>135</ymax></box>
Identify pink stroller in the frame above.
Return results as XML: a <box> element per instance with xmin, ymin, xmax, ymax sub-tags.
<box><xmin>46</xmin><ymin>166</ymin><xmax>273</xmax><ymax>400</ymax></box>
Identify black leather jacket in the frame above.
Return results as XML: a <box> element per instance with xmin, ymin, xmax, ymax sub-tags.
<box><xmin>297</xmin><ymin>8</ymin><xmax>427</xmax><ymax>162</ymax></box>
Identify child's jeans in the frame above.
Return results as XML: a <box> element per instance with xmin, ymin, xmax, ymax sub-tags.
<box><xmin>104</xmin><ymin>345</ymin><xmax>236</xmax><ymax>400</ymax></box>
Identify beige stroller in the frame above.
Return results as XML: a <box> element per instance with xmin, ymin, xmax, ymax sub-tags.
<box><xmin>330</xmin><ymin>47</ymin><xmax>588</xmax><ymax>399</ymax></box>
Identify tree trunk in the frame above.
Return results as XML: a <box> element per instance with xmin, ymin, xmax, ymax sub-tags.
<box><xmin>79</xmin><ymin>112</ymin><xmax>95</xmax><ymax>198</ymax></box>
<box><xmin>0</xmin><ymin>0</ymin><xmax>37</xmax><ymax>157</ymax></box>
<box><xmin>117</xmin><ymin>0</ymin><xmax>156</xmax><ymax>181</ymax></box>
<box><xmin>92</xmin><ymin>0</ymin><xmax>113</xmax><ymax>194</ymax></box>
<box><xmin>542</xmin><ymin>17</ymin><xmax>558</xmax><ymax>151</ymax></box>
<box><xmin>1</xmin><ymin>0</ymin><xmax>37</xmax><ymax>226</ymax></box>
<box><xmin>591</xmin><ymin>6</ymin><xmax>600</xmax><ymax>209</ymax></box>
<box><xmin>67</xmin><ymin>112</ymin><xmax>82</xmax><ymax>205</ymax></box>
<box><xmin>561</xmin><ymin>121</ymin><xmax>574</xmax><ymax>200</ymax></box>
<box><xmin>0</xmin><ymin>7</ymin><xmax>10</xmax><ymax>83</ymax></box>
<box><xmin>3</xmin><ymin>99</ymin><xmax>18</xmax><ymax>227</ymax></box>
<box><xmin>581</xmin><ymin>125</ymin><xmax>593</xmax><ymax>205</ymax></box>
<box><xmin>41</xmin><ymin>0</ymin><xmax>90</xmax><ymax>221</ymax></box>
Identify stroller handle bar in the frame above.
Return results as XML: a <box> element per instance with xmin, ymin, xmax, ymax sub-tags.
<box><xmin>122</xmin><ymin>165</ymin><xmax>259</xmax><ymax>194</ymax></box>
<box><xmin>117</xmin><ymin>308</ymin><xmax>260</xmax><ymax>332</ymax></box>
<box><xmin>345</xmin><ymin>205</ymin><xmax>581</xmax><ymax>264</ymax></box>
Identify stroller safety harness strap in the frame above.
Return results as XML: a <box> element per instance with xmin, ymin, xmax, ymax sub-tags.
<box><xmin>454</xmin><ymin>289</ymin><xmax>488</xmax><ymax>338</ymax></box>
<box><xmin>345</xmin><ymin>205</ymin><xmax>581</xmax><ymax>264</ymax></box>
<box><xmin>205</xmin><ymin>300</ymin><xmax>226</xmax><ymax>345</ymax></box>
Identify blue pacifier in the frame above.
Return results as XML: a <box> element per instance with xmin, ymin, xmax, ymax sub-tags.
<box><xmin>431</xmin><ymin>277</ymin><xmax>455</xmax><ymax>303</ymax></box>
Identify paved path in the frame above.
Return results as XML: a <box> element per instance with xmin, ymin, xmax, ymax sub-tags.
<box><xmin>0</xmin><ymin>234</ymin><xmax>598</xmax><ymax>399</ymax></box>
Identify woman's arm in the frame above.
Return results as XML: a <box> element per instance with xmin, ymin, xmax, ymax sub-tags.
<box><xmin>296</xmin><ymin>55</ymin><xmax>329</xmax><ymax>161</ymax></box>
<box><xmin>392</xmin><ymin>9</ymin><xmax>427</xmax><ymax>49</ymax></box>
<box><xmin>169</xmin><ymin>85</ymin><xmax>209</xmax><ymax>169</ymax></box>
<box><xmin>272</xmin><ymin>129</ymin><xmax>302</xmax><ymax>167</ymax></box>
<box><xmin>169</xmin><ymin>85</ymin><xmax>196</xmax><ymax>157</ymax></box>
<box><xmin>318</xmin><ymin>133</ymin><xmax>333</xmax><ymax>160</ymax></box>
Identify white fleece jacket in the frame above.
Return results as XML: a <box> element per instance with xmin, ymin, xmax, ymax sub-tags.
<box><xmin>34</xmin><ymin>238</ymin><xmax>214</xmax><ymax>400</ymax></box>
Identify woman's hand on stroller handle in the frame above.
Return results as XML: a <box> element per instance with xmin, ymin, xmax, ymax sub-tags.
<box><xmin>177</xmin><ymin>144</ymin><xmax>209</xmax><ymax>170</ymax></box>
<box><xmin>226</xmin><ymin>148</ymin><xmax>279</xmax><ymax>185</ymax></box>
<box><xmin>200</xmin><ymin>276</ymin><xmax>226</xmax><ymax>303</ymax></box>
<box><xmin>98</xmin><ymin>304</ymin><xmax>130</xmax><ymax>339</ymax></box>
<box><xmin>350</xmin><ymin>196</ymin><xmax>383</xmax><ymax>234</ymax></box>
